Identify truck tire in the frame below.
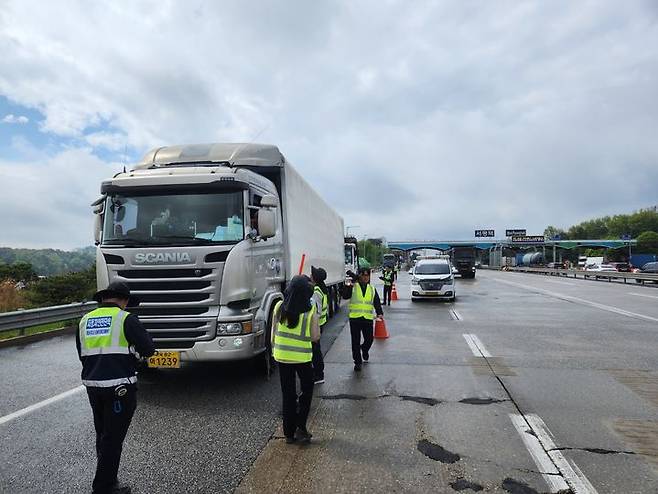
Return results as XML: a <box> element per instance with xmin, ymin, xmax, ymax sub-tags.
<box><xmin>254</xmin><ymin>307</ymin><xmax>277</xmax><ymax>378</ymax></box>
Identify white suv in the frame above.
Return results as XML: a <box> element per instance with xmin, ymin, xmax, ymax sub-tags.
<box><xmin>410</xmin><ymin>258</ymin><xmax>456</xmax><ymax>301</ymax></box>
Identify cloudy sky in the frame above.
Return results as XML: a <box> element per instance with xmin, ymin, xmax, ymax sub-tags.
<box><xmin>1</xmin><ymin>0</ymin><xmax>657</xmax><ymax>249</ymax></box>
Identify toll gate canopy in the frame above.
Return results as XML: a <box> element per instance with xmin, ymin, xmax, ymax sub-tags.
<box><xmin>387</xmin><ymin>239</ymin><xmax>636</xmax><ymax>251</ymax></box>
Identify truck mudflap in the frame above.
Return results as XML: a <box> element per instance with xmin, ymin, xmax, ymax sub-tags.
<box><xmin>175</xmin><ymin>333</ymin><xmax>267</xmax><ymax>362</ymax></box>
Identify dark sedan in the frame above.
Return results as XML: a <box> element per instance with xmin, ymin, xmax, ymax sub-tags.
<box><xmin>610</xmin><ymin>262</ymin><xmax>631</xmax><ymax>272</ymax></box>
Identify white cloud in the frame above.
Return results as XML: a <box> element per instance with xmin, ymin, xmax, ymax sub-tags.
<box><xmin>84</xmin><ymin>131</ymin><xmax>128</xmax><ymax>152</ymax></box>
<box><xmin>0</xmin><ymin>146</ymin><xmax>120</xmax><ymax>249</ymax></box>
<box><xmin>2</xmin><ymin>113</ymin><xmax>29</xmax><ymax>124</ymax></box>
<box><xmin>0</xmin><ymin>0</ymin><xmax>657</xmax><ymax>248</ymax></box>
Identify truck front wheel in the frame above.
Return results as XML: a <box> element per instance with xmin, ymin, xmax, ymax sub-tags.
<box><xmin>254</xmin><ymin>308</ymin><xmax>276</xmax><ymax>378</ymax></box>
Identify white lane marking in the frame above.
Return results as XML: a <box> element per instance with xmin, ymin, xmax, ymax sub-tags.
<box><xmin>449</xmin><ymin>309</ymin><xmax>462</xmax><ymax>321</ymax></box>
<box><xmin>0</xmin><ymin>385</ymin><xmax>85</xmax><ymax>426</ymax></box>
<box><xmin>462</xmin><ymin>334</ymin><xmax>492</xmax><ymax>357</ymax></box>
<box><xmin>525</xmin><ymin>414</ymin><xmax>599</xmax><ymax>494</ymax></box>
<box><xmin>495</xmin><ymin>278</ymin><xmax>658</xmax><ymax>323</ymax></box>
<box><xmin>509</xmin><ymin>414</ymin><xmax>570</xmax><ymax>493</ymax></box>
<box><xmin>463</xmin><ymin>334</ymin><xmax>481</xmax><ymax>356</ymax></box>
<box><xmin>629</xmin><ymin>292</ymin><xmax>658</xmax><ymax>300</ymax></box>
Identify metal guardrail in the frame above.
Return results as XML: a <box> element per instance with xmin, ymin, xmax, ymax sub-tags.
<box><xmin>0</xmin><ymin>301</ymin><xmax>97</xmax><ymax>335</ymax></box>
<box><xmin>503</xmin><ymin>266</ymin><xmax>658</xmax><ymax>284</ymax></box>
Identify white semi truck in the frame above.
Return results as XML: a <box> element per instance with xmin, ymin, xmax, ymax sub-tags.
<box><xmin>92</xmin><ymin>143</ymin><xmax>345</xmax><ymax>368</ymax></box>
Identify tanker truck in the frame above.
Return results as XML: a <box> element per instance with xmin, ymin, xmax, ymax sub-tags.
<box><xmin>92</xmin><ymin>143</ymin><xmax>345</xmax><ymax>369</ymax></box>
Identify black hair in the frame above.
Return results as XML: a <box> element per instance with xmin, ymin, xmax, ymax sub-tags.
<box><xmin>280</xmin><ymin>308</ymin><xmax>300</xmax><ymax>328</ymax></box>
<box><xmin>279</xmin><ymin>275</ymin><xmax>313</xmax><ymax>327</ymax></box>
<box><xmin>316</xmin><ymin>279</ymin><xmax>328</xmax><ymax>295</ymax></box>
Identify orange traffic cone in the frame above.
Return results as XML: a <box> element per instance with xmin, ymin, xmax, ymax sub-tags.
<box><xmin>374</xmin><ymin>318</ymin><xmax>389</xmax><ymax>339</ymax></box>
<box><xmin>391</xmin><ymin>283</ymin><xmax>399</xmax><ymax>301</ymax></box>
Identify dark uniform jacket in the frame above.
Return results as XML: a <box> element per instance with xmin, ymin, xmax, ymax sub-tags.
<box><xmin>75</xmin><ymin>303</ymin><xmax>155</xmax><ymax>385</ymax></box>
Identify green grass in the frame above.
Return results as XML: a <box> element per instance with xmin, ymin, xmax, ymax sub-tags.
<box><xmin>0</xmin><ymin>319</ymin><xmax>78</xmax><ymax>341</ymax></box>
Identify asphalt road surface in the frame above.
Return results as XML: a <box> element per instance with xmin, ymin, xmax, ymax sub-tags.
<box><xmin>2</xmin><ymin>269</ymin><xmax>657</xmax><ymax>493</ymax></box>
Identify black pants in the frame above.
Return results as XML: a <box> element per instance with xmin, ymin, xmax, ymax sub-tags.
<box><xmin>312</xmin><ymin>341</ymin><xmax>324</xmax><ymax>379</ymax></box>
<box><xmin>383</xmin><ymin>285</ymin><xmax>392</xmax><ymax>305</ymax></box>
<box><xmin>350</xmin><ymin>318</ymin><xmax>374</xmax><ymax>365</ymax></box>
<box><xmin>86</xmin><ymin>384</ymin><xmax>137</xmax><ymax>494</ymax></box>
<box><xmin>278</xmin><ymin>361</ymin><xmax>314</xmax><ymax>438</ymax></box>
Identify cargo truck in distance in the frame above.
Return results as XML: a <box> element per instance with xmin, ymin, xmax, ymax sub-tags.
<box><xmin>92</xmin><ymin>143</ymin><xmax>345</xmax><ymax>369</ymax></box>
<box><xmin>344</xmin><ymin>236</ymin><xmax>359</xmax><ymax>275</ymax></box>
<box><xmin>451</xmin><ymin>246</ymin><xmax>476</xmax><ymax>278</ymax></box>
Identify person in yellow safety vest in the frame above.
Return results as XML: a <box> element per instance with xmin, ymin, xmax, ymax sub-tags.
<box><xmin>379</xmin><ymin>267</ymin><xmax>394</xmax><ymax>306</ymax></box>
<box><xmin>76</xmin><ymin>281</ymin><xmax>155</xmax><ymax>494</ymax></box>
<box><xmin>311</xmin><ymin>266</ymin><xmax>329</xmax><ymax>384</ymax></box>
<box><xmin>341</xmin><ymin>266</ymin><xmax>384</xmax><ymax>372</ymax></box>
<box><xmin>271</xmin><ymin>275</ymin><xmax>320</xmax><ymax>444</ymax></box>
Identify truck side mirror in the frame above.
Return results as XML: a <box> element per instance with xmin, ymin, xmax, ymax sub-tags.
<box><xmin>258</xmin><ymin>209</ymin><xmax>276</xmax><ymax>239</ymax></box>
<box><xmin>91</xmin><ymin>196</ymin><xmax>105</xmax><ymax>246</ymax></box>
<box><xmin>93</xmin><ymin>213</ymin><xmax>103</xmax><ymax>245</ymax></box>
<box><xmin>260</xmin><ymin>194</ymin><xmax>278</xmax><ymax>208</ymax></box>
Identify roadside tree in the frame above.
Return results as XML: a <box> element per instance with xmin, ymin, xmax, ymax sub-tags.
<box><xmin>636</xmin><ymin>231</ymin><xmax>658</xmax><ymax>254</ymax></box>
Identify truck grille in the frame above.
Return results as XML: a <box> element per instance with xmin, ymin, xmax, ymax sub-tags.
<box><xmin>420</xmin><ymin>282</ymin><xmax>442</xmax><ymax>291</ymax></box>
<box><xmin>142</xmin><ymin>321</ymin><xmax>208</xmax><ymax>340</ymax></box>
<box><xmin>119</xmin><ymin>268</ymin><xmax>212</xmax><ymax>278</ymax></box>
<box><xmin>114</xmin><ymin>266</ymin><xmax>222</xmax><ymax>347</ymax></box>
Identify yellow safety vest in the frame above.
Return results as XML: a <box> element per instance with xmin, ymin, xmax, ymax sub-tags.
<box><xmin>349</xmin><ymin>283</ymin><xmax>375</xmax><ymax>320</ymax></box>
<box><xmin>314</xmin><ymin>286</ymin><xmax>328</xmax><ymax>326</ymax></box>
<box><xmin>79</xmin><ymin>307</ymin><xmax>130</xmax><ymax>357</ymax></box>
<box><xmin>272</xmin><ymin>301</ymin><xmax>315</xmax><ymax>363</ymax></box>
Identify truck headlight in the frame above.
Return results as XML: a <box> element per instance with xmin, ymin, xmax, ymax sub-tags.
<box><xmin>217</xmin><ymin>321</ymin><xmax>253</xmax><ymax>335</ymax></box>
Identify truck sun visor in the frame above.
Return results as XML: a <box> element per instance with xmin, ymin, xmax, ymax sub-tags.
<box><xmin>101</xmin><ymin>180</ymin><xmax>249</xmax><ymax>195</ymax></box>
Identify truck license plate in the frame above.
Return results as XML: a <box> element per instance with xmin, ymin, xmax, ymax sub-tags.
<box><xmin>147</xmin><ymin>351</ymin><xmax>180</xmax><ymax>368</ymax></box>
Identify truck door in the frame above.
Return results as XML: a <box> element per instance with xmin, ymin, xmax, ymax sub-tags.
<box><xmin>248</xmin><ymin>189</ymin><xmax>281</xmax><ymax>303</ymax></box>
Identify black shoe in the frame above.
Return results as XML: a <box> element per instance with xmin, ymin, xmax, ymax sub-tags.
<box><xmin>354</xmin><ymin>363</ymin><xmax>362</xmax><ymax>372</ymax></box>
<box><xmin>314</xmin><ymin>376</ymin><xmax>325</xmax><ymax>384</ymax></box>
<box><xmin>295</xmin><ymin>428</ymin><xmax>312</xmax><ymax>443</ymax></box>
<box><xmin>285</xmin><ymin>436</ymin><xmax>296</xmax><ymax>444</ymax></box>
<box><xmin>362</xmin><ymin>350</ymin><xmax>369</xmax><ymax>362</ymax></box>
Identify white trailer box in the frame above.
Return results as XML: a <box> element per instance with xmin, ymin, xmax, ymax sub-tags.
<box><xmin>94</xmin><ymin>143</ymin><xmax>345</xmax><ymax>366</ymax></box>
<box><xmin>281</xmin><ymin>164</ymin><xmax>345</xmax><ymax>285</ymax></box>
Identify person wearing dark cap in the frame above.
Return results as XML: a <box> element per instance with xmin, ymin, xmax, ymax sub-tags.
<box><xmin>76</xmin><ymin>281</ymin><xmax>155</xmax><ymax>494</ymax></box>
<box><xmin>310</xmin><ymin>266</ymin><xmax>329</xmax><ymax>384</ymax></box>
<box><xmin>341</xmin><ymin>266</ymin><xmax>384</xmax><ymax>371</ymax></box>
<box><xmin>271</xmin><ymin>275</ymin><xmax>320</xmax><ymax>443</ymax></box>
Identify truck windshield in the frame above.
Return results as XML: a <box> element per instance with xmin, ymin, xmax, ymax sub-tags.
<box><xmin>102</xmin><ymin>191</ymin><xmax>244</xmax><ymax>245</ymax></box>
<box><xmin>416</xmin><ymin>263</ymin><xmax>451</xmax><ymax>275</ymax></box>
